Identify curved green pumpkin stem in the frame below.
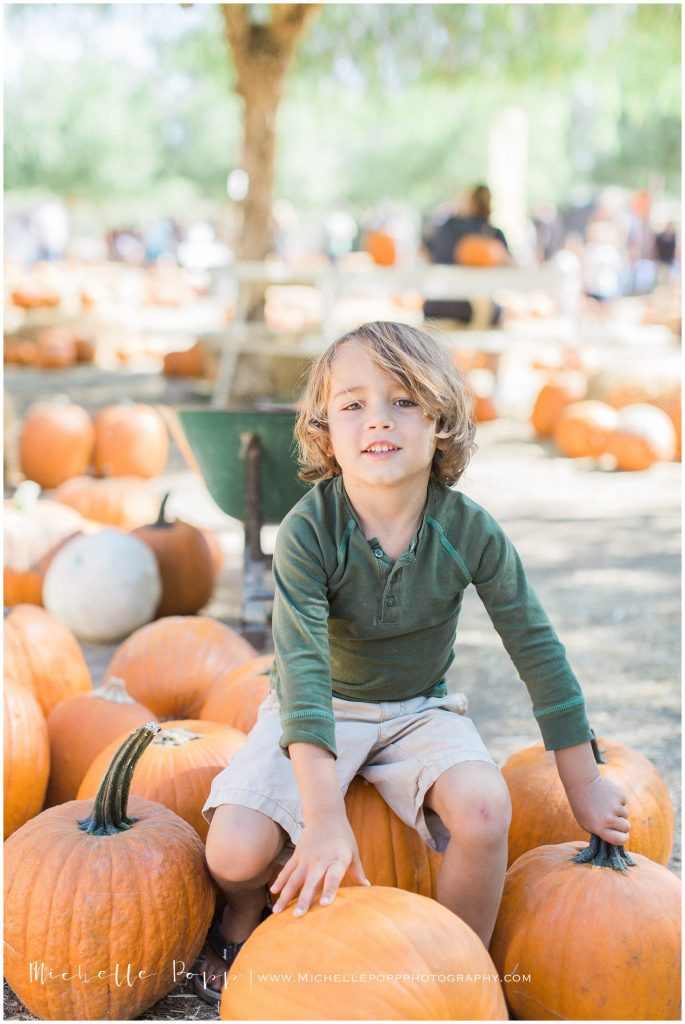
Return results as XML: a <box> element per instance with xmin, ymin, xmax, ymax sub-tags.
<box><xmin>589</xmin><ymin>728</ymin><xmax>606</xmax><ymax>765</ymax></box>
<box><xmin>570</xmin><ymin>833</ymin><xmax>637</xmax><ymax>872</ymax></box>
<box><xmin>154</xmin><ymin>492</ymin><xmax>172</xmax><ymax>528</ymax></box>
<box><xmin>78</xmin><ymin>723</ymin><xmax>160</xmax><ymax>835</ymax></box>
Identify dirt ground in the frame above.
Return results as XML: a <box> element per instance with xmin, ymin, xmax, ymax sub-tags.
<box><xmin>3</xmin><ymin>362</ymin><xmax>681</xmax><ymax>1021</ymax></box>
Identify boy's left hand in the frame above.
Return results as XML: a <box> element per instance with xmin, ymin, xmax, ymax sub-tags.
<box><xmin>564</xmin><ymin>774</ymin><xmax>630</xmax><ymax>846</ymax></box>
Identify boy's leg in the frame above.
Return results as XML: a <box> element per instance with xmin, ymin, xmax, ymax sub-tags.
<box><xmin>423</xmin><ymin>760</ymin><xmax>511</xmax><ymax>948</ymax></box>
<box><xmin>197</xmin><ymin>804</ymin><xmax>288</xmax><ymax>992</ymax></box>
<box><xmin>206</xmin><ymin>803</ymin><xmax>288</xmax><ymax>938</ymax></box>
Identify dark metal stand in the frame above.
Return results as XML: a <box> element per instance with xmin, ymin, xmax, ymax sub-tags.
<box><xmin>239</xmin><ymin>432</ymin><xmax>275</xmax><ymax>651</ymax></box>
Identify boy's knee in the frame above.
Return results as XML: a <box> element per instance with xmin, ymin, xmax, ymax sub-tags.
<box><xmin>439</xmin><ymin>774</ymin><xmax>512</xmax><ymax>846</ymax></box>
<box><xmin>205</xmin><ymin>807</ymin><xmax>282</xmax><ymax>883</ymax></box>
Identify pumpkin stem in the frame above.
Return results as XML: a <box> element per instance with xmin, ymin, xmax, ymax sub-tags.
<box><xmin>78</xmin><ymin>723</ymin><xmax>160</xmax><ymax>835</ymax></box>
<box><xmin>570</xmin><ymin>833</ymin><xmax>637</xmax><ymax>873</ymax></box>
<box><xmin>154</xmin><ymin>493</ymin><xmax>172</xmax><ymax>528</ymax></box>
<box><xmin>93</xmin><ymin>676</ymin><xmax>139</xmax><ymax>705</ymax></box>
<box><xmin>589</xmin><ymin>729</ymin><xmax>606</xmax><ymax>765</ymax></box>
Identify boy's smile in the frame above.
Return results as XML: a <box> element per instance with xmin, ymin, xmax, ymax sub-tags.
<box><xmin>326</xmin><ymin>342</ymin><xmax>441</xmax><ymax>492</ymax></box>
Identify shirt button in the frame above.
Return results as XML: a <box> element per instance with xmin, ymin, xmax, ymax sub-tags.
<box><xmin>373</xmin><ymin>548</ymin><xmax>384</xmax><ymax>558</ymax></box>
<box><xmin>386</xmin><ymin>595</ymin><xmax>396</xmax><ymax>606</ymax></box>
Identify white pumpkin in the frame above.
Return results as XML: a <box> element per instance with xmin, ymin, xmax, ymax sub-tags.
<box><xmin>4</xmin><ymin>482</ymin><xmax>85</xmax><ymax>574</ymax></box>
<box><xmin>43</xmin><ymin>529</ymin><xmax>162</xmax><ymax>642</ymax></box>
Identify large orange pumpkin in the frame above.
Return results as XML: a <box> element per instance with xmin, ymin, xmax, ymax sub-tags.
<box><xmin>200</xmin><ymin>654</ymin><xmax>274</xmax><ymax>732</ymax></box>
<box><xmin>490</xmin><ymin>839</ymin><xmax>681</xmax><ymax>1020</ymax></box>
<box><xmin>4</xmin><ymin>724</ymin><xmax>215</xmax><ymax>1020</ymax></box>
<box><xmin>45</xmin><ymin>677</ymin><xmax>159</xmax><ymax>807</ymax></box>
<box><xmin>531</xmin><ymin>373</ymin><xmax>588</xmax><ymax>438</ymax></box>
<box><xmin>105</xmin><ymin>616</ymin><xmax>257</xmax><ymax>720</ymax></box>
<box><xmin>606</xmin><ymin>403</ymin><xmax>677</xmax><ymax>470</ymax></box>
<box><xmin>4</xmin><ymin>604</ymin><xmax>92</xmax><ymax>716</ymax></box>
<box><xmin>4</xmin><ymin>683</ymin><xmax>50</xmax><ymax>839</ymax></box>
<box><xmin>501</xmin><ymin>737</ymin><xmax>674</xmax><ymax>867</ymax></box>
<box><xmin>344</xmin><ymin>776</ymin><xmax>442</xmax><ymax>897</ymax></box>
<box><xmin>94</xmin><ymin>402</ymin><xmax>169</xmax><ymax>478</ymax></box>
<box><xmin>78</xmin><ymin>719</ymin><xmax>246</xmax><ymax>842</ymax></box>
<box><xmin>133</xmin><ymin>494</ymin><xmax>216</xmax><ymax>617</ymax></box>
<box><xmin>221</xmin><ymin>886</ymin><xmax>508</xmax><ymax>1020</ymax></box>
<box><xmin>553</xmin><ymin>400</ymin><xmax>619</xmax><ymax>458</ymax></box>
<box><xmin>19</xmin><ymin>399</ymin><xmax>95</xmax><ymax>489</ymax></box>
<box><xmin>53</xmin><ymin>474</ymin><xmax>160</xmax><ymax>529</ymax></box>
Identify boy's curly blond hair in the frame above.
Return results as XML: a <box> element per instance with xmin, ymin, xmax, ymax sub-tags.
<box><xmin>295</xmin><ymin>321</ymin><xmax>476</xmax><ymax>487</ymax></box>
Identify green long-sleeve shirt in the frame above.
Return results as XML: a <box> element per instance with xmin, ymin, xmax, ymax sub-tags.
<box><xmin>271</xmin><ymin>474</ymin><xmax>592</xmax><ymax>758</ymax></box>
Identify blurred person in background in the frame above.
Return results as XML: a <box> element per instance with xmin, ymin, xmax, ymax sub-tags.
<box><xmin>581</xmin><ymin>217</ymin><xmax>624</xmax><ymax>313</ymax></box>
<box><xmin>654</xmin><ymin>221</ymin><xmax>679</xmax><ymax>285</ymax></box>
<box><xmin>30</xmin><ymin>199</ymin><xmax>69</xmax><ymax>262</ymax></box>
<box><xmin>323</xmin><ymin>206</ymin><xmax>359</xmax><ymax>263</ymax></box>
<box><xmin>422</xmin><ymin>184</ymin><xmax>511</xmax><ymax>328</ymax></box>
<box><xmin>143</xmin><ymin>218</ymin><xmax>181</xmax><ymax>264</ymax></box>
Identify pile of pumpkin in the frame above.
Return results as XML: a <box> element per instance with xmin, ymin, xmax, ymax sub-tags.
<box><xmin>5</xmin><ymin>399</ymin><xmax>220</xmax><ymax>638</ymax></box>
<box><xmin>7</xmin><ymin>259</ymin><xmax>112</xmax><ymax>311</ymax></box>
<box><xmin>4</xmin><ymin>604</ymin><xmax>681</xmax><ymax>1019</ymax></box>
<box><xmin>4</xmin><ymin>326</ymin><xmax>97</xmax><ymax>368</ymax></box>
<box><xmin>532</xmin><ymin>371</ymin><xmax>681</xmax><ymax>470</ymax></box>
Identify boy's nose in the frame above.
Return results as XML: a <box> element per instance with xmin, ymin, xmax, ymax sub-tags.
<box><xmin>362</xmin><ymin>399</ymin><xmax>395</xmax><ymax>432</ymax></box>
<box><xmin>365</xmin><ymin>406</ymin><xmax>395</xmax><ymax>430</ymax></box>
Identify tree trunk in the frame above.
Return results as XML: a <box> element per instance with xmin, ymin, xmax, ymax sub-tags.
<box><xmin>221</xmin><ymin>4</ymin><xmax>320</xmax><ymax>319</ymax></box>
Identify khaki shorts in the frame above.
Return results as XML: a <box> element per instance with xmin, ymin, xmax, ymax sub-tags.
<box><xmin>202</xmin><ymin>689</ymin><xmax>499</xmax><ymax>861</ymax></box>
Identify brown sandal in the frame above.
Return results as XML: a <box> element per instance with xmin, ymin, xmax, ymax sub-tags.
<box><xmin>192</xmin><ymin>905</ymin><xmax>272</xmax><ymax>1004</ymax></box>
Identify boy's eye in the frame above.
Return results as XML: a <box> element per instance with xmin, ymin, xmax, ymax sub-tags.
<box><xmin>395</xmin><ymin>398</ymin><xmax>417</xmax><ymax>407</ymax></box>
<box><xmin>342</xmin><ymin>401</ymin><xmax>362</xmax><ymax>411</ymax></box>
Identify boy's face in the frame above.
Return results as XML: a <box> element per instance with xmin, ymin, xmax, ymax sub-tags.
<box><xmin>326</xmin><ymin>342</ymin><xmax>441</xmax><ymax>492</ymax></box>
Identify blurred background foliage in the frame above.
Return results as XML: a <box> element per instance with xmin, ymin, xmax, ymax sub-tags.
<box><xmin>4</xmin><ymin>3</ymin><xmax>681</xmax><ymax>227</ymax></box>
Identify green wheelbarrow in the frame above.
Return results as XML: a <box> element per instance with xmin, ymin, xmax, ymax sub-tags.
<box><xmin>165</xmin><ymin>407</ymin><xmax>310</xmax><ymax>650</ymax></box>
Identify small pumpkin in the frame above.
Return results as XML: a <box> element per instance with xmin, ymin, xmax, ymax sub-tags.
<box><xmin>4</xmin><ymin>683</ymin><xmax>50</xmax><ymax>839</ymax></box>
<box><xmin>344</xmin><ymin>776</ymin><xmax>442</xmax><ymax>897</ymax></box>
<box><xmin>221</xmin><ymin>886</ymin><xmax>508</xmax><ymax>1020</ymax></box>
<box><xmin>43</xmin><ymin>528</ymin><xmax>162</xmax><ymax>643</ymax></box>
<box><xmin>490</xmin><ymin>838</ymin><xmax>681</xmax><ymax>1020</ymax></box>
<box><xmin>200</xmin><ymin>654</ymin><xmax>274</xmax><ymax>732</ymax></box>
<box><xmin>34</xmin><ymin>326</ymin><xmax>77</xmax><ymax>368</ymax></box>
<box><xmin>4</xmin><ymin>724</ymin><xmax>216</xmax><ymax>1020</ymax></box>
<box><xmin>553</xmin><ymin>400</ymin><xmax>619</xmax><ymax>458</ymax></box>
<box><xmin>4</xmin><ymin>604</ymin><xmax>92</xmax><ymax>716</ymax></box>
<box><xmin>454</xmin><ymin>233</ymin><xmax>508</xmax><ymax>267</ymax></box>
<box><xmin>74</xmin><ymin>335</ymin><xmax>97</xmax><ymax>363</ymax></box>
<box><xmin>501</xmin><ymin>737</ymin><xmax>675</xmax><ymax>867</ymax></box>
<box><xmin>163</xmin><ymin>341</ymin><xmax>210</xmax><ymax>378</ymax></box>
<box><xmin>105</xmin><ymin>616</ymin><xmax>257</xmax><ymax>720</ymax></box>
<box><xmin>3</xmin><ymin>482</ymin><xmax>87</xmax><ymax>606</ymax></box>
<box><xmin>52</xmin><ymin>474</ymin><xmax>160</xmax><ymax>528</ymax></box>
<box><xmin>4</xmin><ymin>335</ymin><xmax>39</xmax><ymax>365</ymax></box>
<box><xmin>364</xmin><ymin>230</ymin><xmax>397</xmax><ymax>266</ymax></box>
<box><xmin>45</xmin><ymin>677</ymin><xmax>158</xmax><ymax>807</ymax></box>
<box><xmin>133</xmin><ymin>494</ymin><xmax>216</xmax><ymax>617</ymax></box>
<box><xmin>19</xmin><ymin>399</ymin><xmax>95</xmax><ymax>488</ymax></box>
<box><xmin>531</xmin><ymin>373</ymin><xmax>588</xmax><ymax>438</ymax></box>
<box><xmin>78</xmin><ymin>719</ymin><xmax>246</xmax><ymax>842</ymax></box>
<box><xmin>467</xmin><ymin>368</ymin><xmax>498</xmax><ymax>423</ymax></box>
<box><xmin>94</xmin><ymin>402</ymin><xmax>169</xmax><ymax>479</ymax></box>
<box><xmin>606</xmin><ymin>403</ymin><xmax>677</xmax><ymax>470</ymax></box>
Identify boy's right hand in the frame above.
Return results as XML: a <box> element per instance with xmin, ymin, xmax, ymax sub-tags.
<box><xmin>270</xmin><ymin>814</ymin><xmax>370</xmax><ymax>917</ymax></box>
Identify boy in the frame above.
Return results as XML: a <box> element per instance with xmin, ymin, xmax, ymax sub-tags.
<box><xmin>195</xmin><ymin>321</ymin><xmax>629</xmax><ymax>1002</ymax></box>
